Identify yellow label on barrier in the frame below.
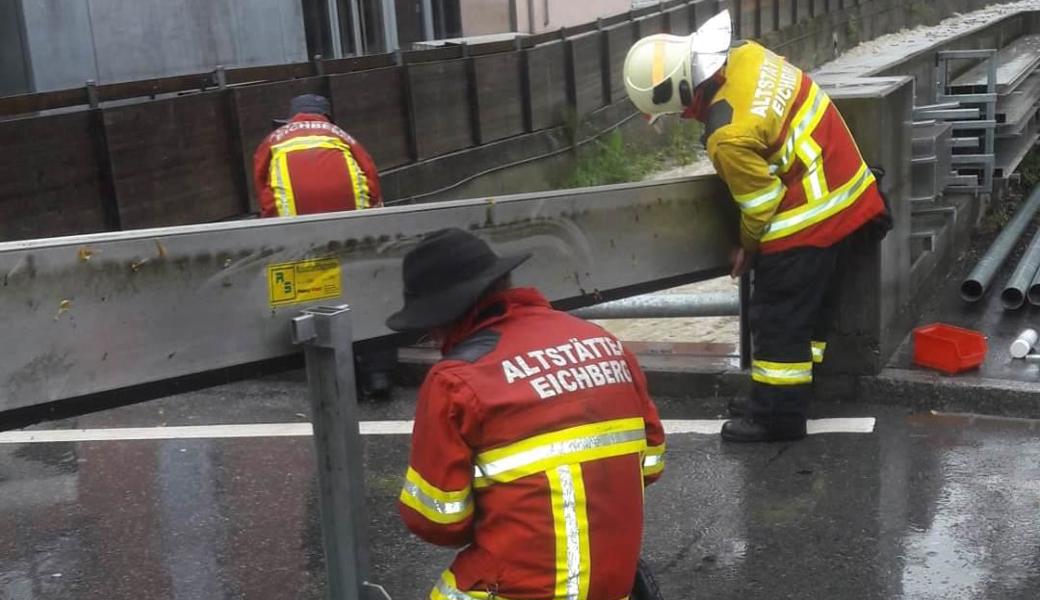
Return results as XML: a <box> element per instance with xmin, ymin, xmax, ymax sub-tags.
<box><xmin>268</xmin><ymin>258</ymin><xmax>342</xmax><ymax>308</ymax></box>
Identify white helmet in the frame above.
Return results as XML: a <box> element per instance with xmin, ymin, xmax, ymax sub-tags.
<box><xmin>623</xmin><ymin>10</ymin><xmax>732</xmax><ymax>123</ymax></box>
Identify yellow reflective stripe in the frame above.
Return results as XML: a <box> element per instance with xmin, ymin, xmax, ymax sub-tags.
<box><xmin>762</xmin><ymin>164</ymin><xmax>874</xmax><ymax>242</ymax></box>
<box><xmin>642</xmin><ymin>443</ymin><xmax>665</xmax><ymax>476</ymax></box>
<box><xmin>271</xmin><ymin>135</ymin><xmax>352</xmax><ymax>153</ymax></box>
<box><xmin>548</xmin><ymin>465</ymin><xmax>591</xmax><ymax>600</ymax></box>
<box><xmin>341</xmin><ymin>147</ymin><xmax>370</xmax><ymax>209</ymax></box>
<box><xmin>734</xmin><ymin>179</ymin><xmax>785</xmax><ymax>213</ymax></box>
<box><xmin>797</xmin><ymin>137</ymin><xmax>829</xmax><ymax>201</ymax></box>
<box><xmin>473</xmin><ymin>418</ymin><xmax>647</xmax><ymax>488</ymax></box>
<box><xmin>770</xmin><ymin>83</ymin><xmax>829</xmax><ymax>175</ymax></box>
<box><xmin>752</xmin><ymin>359</ymin><xmax>813</xmax><ymax>386</ymax></box>
<box><xmin>270</xmin><ymin>153</ymin><xmax>297</xmax><ymax>217</ymax></box>
<box><xmin>400</xmin><ymin>467</ymin><xmax>473</xmax><ymax>525</ymax></box>
<box><xmin>811</xmin><ymin>341</ymin><xmax>827</xmax><ymax>364</ymax></box>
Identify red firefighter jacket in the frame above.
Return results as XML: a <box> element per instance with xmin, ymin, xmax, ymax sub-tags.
<box><xmin>253</xmin><ymin>114</ymin><xmax>382</xmax><ymax>217</ymax></box>
<box><xmin>399</xmin><ymin>288</ymin><xmax>666</xmax><ymax>600</ymax></box>
<box><xmin>701</xmin><ymin>41</ymin><xmax>884</xmax><ymax>254</ymax></box>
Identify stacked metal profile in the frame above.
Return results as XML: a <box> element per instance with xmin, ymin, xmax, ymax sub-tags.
<box><xmin>940</xmin><ymin>36</ymin><xmax>1040</xmax><ymax>195</ymax></box>
<box><xmin>909</xmin><ymin>36</ymin><xmax>1040</xmax><ymax>296</ymax></box>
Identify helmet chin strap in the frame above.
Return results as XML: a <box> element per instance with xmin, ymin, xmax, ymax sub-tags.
<box><xmin>681</xmin><ymin>71</ymin><xmax>725</xmax><ymax>122</ymax></box>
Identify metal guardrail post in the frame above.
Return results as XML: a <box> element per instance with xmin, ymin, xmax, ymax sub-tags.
<box><xmin>291</xmin><ymin>305</ymin><xmax>371</xmax><ymax>600</ymax></box>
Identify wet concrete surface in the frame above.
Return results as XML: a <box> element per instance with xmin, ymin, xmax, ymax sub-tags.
<box><xmin>2</xmin><ymin>375</ymin><xmax>1040</xmax><ymax>599</ymax></box>
<box><xmin>889</xmin><ymin>238</ymin><xmax>1040</xmax><ymax>386</ymax></box>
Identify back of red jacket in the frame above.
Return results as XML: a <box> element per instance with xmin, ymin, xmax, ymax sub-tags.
<box><xmin>253</xmin><ymin>114</ymin><xmax>382</xmax><ymax>217</ymax></box>
<box><xmin>400</xmin><ymin>288</ymin><xmax>666</xmax><ymax>599</ymax></box>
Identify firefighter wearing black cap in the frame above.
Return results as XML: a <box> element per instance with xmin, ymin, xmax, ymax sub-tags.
<box><xmin>255</xmin><ymin>94</ymin><xmax>394</xmax><ymax>397</ymax></box>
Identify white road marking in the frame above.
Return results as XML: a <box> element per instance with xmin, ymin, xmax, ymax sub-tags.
<box><xmin>0</xmin><ymin>418</ymin><xmax>874</xmax><ymax>444</ymax></box>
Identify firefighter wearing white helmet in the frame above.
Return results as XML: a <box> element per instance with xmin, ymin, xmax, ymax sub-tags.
<box><xmin>624</xmin><ymin>11</ymin><xmax>892</xmax><ymax>444</ymax></box>
<box><xmin>623</xmin><ymin>10</ymin><xmax>731</xmax><ymax>123</ymax></box>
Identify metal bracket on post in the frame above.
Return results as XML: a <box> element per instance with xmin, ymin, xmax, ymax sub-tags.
<box><xmin>214</xmin><ymin>65</ymin><xmax>227</xmax><ymax>90</ymax></box>
<box><xmin>291</xmin><ymin>305</ymin><xmax>371</xmax><ymax>600</ymax></box>
<box><xmin>85</xmin><ymin>80</ymin><xmax>100</xmax><ymax>109</ymax></box>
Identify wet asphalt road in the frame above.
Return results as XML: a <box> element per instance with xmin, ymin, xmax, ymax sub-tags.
<box><xmin>2</xmin><ymin>372</ymin><xmax>1040</xmax><ymax>600</ymax></box>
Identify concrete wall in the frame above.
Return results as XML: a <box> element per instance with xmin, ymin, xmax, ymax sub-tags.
<box><xmin>460</xmin><ymin>0</ymin><xmax>514</xmax><ymax>36</ymax></box>
<box><xmin>20</xmin><ymin>0</ymin><xmax>308</xmax><ymax>90</ymax></box>
<box><xmin>0</xmin><ymin>0</ymin><xmax>32</xmax><ymax>96</ymax></box>
<box><xmin>511</xmin><ymin>0</ymin><xmax>632</xmax><ymax>34</ymax></box>
<box><xmin>824</xmin><ymin>77</ymin><xmax>916</xmax><ymax>375</ymax></box>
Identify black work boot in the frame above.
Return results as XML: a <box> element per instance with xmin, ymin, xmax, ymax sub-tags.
<box><xmin>721</xmin><ymin>418</ymin><xmax>806</xmax><ymax>443</ymax></box>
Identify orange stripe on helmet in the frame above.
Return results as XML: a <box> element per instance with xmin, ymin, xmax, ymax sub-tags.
<box><xmin>652</xmin><ymin>40</ymin><xmax>666</xmax><ymax>85</ymax></box>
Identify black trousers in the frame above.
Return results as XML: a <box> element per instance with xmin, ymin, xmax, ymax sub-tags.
<box><xmin>748</xmin><ymin>243</ymin><xmax>844</xmax><ymax>434</ymax></box>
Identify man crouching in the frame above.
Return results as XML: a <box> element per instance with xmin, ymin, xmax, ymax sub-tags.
<box><xmin>387</xmin><ymin>228</ymin><xmax>666</xmax><ymax>599</ymax></box>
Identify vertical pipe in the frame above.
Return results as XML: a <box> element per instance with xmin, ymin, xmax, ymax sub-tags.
<box><xmin>348</xmin><ymin>0</ymin><xmax>365</xmax><ymax>54</ymax></box>
<box><xmin>326</xmin><ymin>0</ymin><xmax>344</xmax><ymax>57</ymax></box>
<box><xmin>382</xmin><ymin>0</ymin><xmax>400</xmax><ymax>52</ymax></box>
<box><xmin>422</xmin><ymin>0</ymin><xmax>436</xmax><ymax>40</ymax></box>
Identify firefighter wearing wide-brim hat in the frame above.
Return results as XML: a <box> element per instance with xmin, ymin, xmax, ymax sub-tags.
<box><xmin>624</xmin><ymin>11</ymin><xmax>890</xmax><ymax>442</ymax></box>
<box><xmin>389</xmin><ymin>228</ymin><xmax>666</xmax><ymax>598</ymax></box>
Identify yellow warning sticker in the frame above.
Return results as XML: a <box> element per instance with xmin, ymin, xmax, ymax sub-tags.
<box><xmin>268</xmin><ymin>258</ymin><xmax>342</xmax><ymax>308</ymax></box>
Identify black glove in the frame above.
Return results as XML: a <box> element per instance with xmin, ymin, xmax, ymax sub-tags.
<box><xmin>866</xmin><ymin>166</ymin><xmax>894</xmax><ymax>242</ymax></box>
<box><xmin>631</xmin><ymin>559</ymin><xmax>665</xmax><ymax>600</ymax></box>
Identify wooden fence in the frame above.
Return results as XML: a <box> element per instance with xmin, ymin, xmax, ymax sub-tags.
<box><xmin>0</xmin><ymin>0</ymin><xmax>998</xmax><ymax>240</ymax></box>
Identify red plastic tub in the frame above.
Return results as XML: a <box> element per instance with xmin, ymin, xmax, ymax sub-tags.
<box><xmin>912</xmin><ymin>323</ymin><xmax>987</xmax><ymax>374</ymax></box>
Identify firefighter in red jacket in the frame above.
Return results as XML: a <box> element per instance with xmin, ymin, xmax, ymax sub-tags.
<box><xmin>386</xmin><ymin>228</ymin><xmax>666</xmax><ymax>599</ymax></box>
<box><xmin>255</xmin><ymin>94</ymin><xmax>394</xmax><ymax>396</ymax></box>
<box><xmin>253</xmin><ymin>94</ymin><xmax>382</xmax><ymax>217</ymax></box>
<box><xmin>623</xmin><ymin>11</ymin><xmax>890</xmax><ymax>442</ymax></box>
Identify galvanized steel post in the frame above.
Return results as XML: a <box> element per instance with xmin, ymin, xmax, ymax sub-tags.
<box><xmin>962</xmin><ymin>183</ymin><xmax>1040</xmax><ymax>302</ymax></box>
<box><xmin>291</xmin><ymin>305</ymin><xmax>371</xmax><ymax>599</ymax></box>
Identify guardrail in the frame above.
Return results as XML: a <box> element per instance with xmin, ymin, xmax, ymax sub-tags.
<box><xmin>0</xmin><ymin>176</ymin><xmax>735</xmax><ymax>598</ymax></box>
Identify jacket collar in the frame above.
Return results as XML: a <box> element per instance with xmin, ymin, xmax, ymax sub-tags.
<box><xmin>441</xmin><ymin>287</ymin><xmax>550</xmax><ymax>353</ymax></box>
<box><xmin>289</xmin><ymin>113</ymin><xmax>330</xmax><ymax>123</ymax></box>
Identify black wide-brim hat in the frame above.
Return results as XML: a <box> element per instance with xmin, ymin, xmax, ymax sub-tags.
<box><xmin>386</xmin><ymin>228</ymin><xmax>531</xmax><ymax>332</ymax></box>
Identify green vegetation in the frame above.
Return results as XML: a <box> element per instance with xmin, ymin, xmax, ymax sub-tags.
<box><xmin>561</xmin><ymin>119</ymin><xmax>705</xmax><ymax>189</ymax></box>
<box><xmin>1018</xmin><ymin>146</ymin><xmax>1040</xmax><ymax>189</ymax></box>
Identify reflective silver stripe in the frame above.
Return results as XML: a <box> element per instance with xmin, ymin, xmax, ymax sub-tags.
<box><xmin>558</xmin><ymin>465</ymin><xmax>582</xmax><ymax>600</ymax></box>
<box><xmin>473</xmin><ymin>428</ymin><xmax>646</xmax><ymax>481</ymax></box>
<box><xmin>401</xmin><ymin>480</ymin><xmax>471</xmax><ymax>517</ymax></box>
<box><xmin>435</xmin><ymin>577</ymin><xmax>478</xmax><ymax>600</ymax></box>
<box><xmin>764</xmin><ymin>166</ymin><xmax>872</xmax><ymax>237</ymax></box>
<box><xmin>800</xmin><ymin>140</ymin><xmax>825</xmax><ymax>200</ymax></box>
<box><xmin>774</xmin><ymin>84</ymin><xmax>826</xmax><ymax>172</ymax></box>
<box><xmin>643</xmin><ymin>454</ymin><xmax>663</xmax><ymax>468</ymax></box>
<box><xmin>737</xmin><ymin>182</ymin><xmax>784</xmax><ymax>212</ymax></box>
<box><xmin>752</xmin><ymin>365</ymin><xmax>812</xmax><ymax>383</ymax></box>
<box><xmin>811</xmin><ymin>346</ymin><xmax>825</xmax><ymax>362</ymax></box>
